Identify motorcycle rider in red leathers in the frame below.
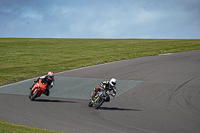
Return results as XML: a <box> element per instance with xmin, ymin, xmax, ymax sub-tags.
<box><xmin>30</xmin><ymin>72</ymin><xmax>54</xmax><ymax>96</ymax></box>
<box><xmin>91</xmin><ymin>78</ymin><xmax>117</xmax><ymax>102</ymax></box>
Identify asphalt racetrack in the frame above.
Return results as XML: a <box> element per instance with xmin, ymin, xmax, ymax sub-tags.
<box><xmin>0</xmin><ymin>50</ymin><xmax>200</xmax><ymax>133</ymax></box>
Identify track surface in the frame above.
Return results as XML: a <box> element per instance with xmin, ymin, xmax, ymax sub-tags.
<box><xmin>1</xmin><ymin>50</ymin><xmax>200</xmax><ymax>133</ymax></box>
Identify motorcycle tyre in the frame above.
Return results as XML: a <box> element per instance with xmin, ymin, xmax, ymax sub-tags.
<box><xmin>88</xmin><ymin>101</ymin><xmax>93</xmax><ymax>107</ymax></box>
<box><xmin>29</xmin><ymin>90</ymin><xmax>33</xmax><ymax>99</ymax></box>
<box><xmin>95</xmin><ymin>98</ymin><xmax>105</xmax><ymax>109</ymax></box>
<box><xmin>30</xmin><ymin>90</ymin><xmax>39</xmax><ymax>101</ymax></box>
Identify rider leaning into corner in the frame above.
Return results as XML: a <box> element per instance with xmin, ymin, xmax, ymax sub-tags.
<box><xmin>91</xmin><ymin>78</ymin><xmax>117</xmax><ymax>102</ymax></box>
<box><xmin>30</xmin><ymin>72</ymin><xmax>55</xmax><ymax>96</ymax></box>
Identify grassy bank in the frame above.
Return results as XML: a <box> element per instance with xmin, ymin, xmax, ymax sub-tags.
<box><xmin>0</xmin><ymin>120</ymin><xmax>64</xmax><ymax>133</ymax></box>
<box><xmin>1</xmin><ymin>38</ymin><xmax>200</xmax><ymax>86</ymax></box>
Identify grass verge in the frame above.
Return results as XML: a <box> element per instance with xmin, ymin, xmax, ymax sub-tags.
<box><xmin>0</xmin><ymin>120</ymin><xmax>64</xmax><ymax>133</ymax></box>
<box><xmin>1</xmin><ymin>38</ymin><xmax>200</xmax><ymax>86</ymax></box>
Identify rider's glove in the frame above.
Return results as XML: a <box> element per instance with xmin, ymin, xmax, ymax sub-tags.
<box><xmin>112</xmin><ymin>94</ymin><xmax>116</xmax><ymax>97</ymax></box>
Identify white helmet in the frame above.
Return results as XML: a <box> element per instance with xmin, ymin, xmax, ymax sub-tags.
<box><xmin>48</xmin><ymin>71</ymin><xmax>54</xmax><ymax>80</ymax></box>
<box><xmin>110</xmin><ymin>78</ymin><xmax>117</xmax><ymax>87</ymax></box>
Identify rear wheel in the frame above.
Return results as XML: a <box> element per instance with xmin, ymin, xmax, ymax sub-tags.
<box><xmin>88</xmin><ymin>101</ymin><xmax>93</xmax><ymax>107</ymax></box>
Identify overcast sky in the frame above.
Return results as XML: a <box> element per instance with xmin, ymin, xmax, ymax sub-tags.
<box><xmin>0</xmin><ymin>0</ymin><xmax>199</xmax><ymax>39</ymax></box>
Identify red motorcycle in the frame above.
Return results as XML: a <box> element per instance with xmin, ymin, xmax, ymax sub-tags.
<box><xmin>29</xmin><ymin>79</ymin><xmax>47</xmax><ymax>101</ymax></box>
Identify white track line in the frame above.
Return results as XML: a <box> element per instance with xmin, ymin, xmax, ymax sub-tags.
<box><xmin>0</xmin><ymin>78</ymin><xmax>35</xmax><ymax>88</ymax></box>
<box><xmin>0</xmin><ymin>60</ymin><xmax>128</xmax><ymax>88</ymax></box>
<box><xmin>0</xmin><ymin>53</ymin><xmax>174</xmax><ymax>88</ymax></box>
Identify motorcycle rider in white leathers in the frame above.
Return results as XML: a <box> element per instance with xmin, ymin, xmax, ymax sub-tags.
<box><xmin>91</xmin><ymin>78</ymin><xmax>117</xmax><ymax>102</ymax></box>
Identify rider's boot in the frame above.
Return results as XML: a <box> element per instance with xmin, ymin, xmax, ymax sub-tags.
<box><xmin>43</xmin><ymin>89</ymin><xmax>50</xmax><ymax>96</ymax></box>
<box><xmin>91</xmin><ymin>90</ymin><xmax>97</xmax><ymax>103</ymax></box>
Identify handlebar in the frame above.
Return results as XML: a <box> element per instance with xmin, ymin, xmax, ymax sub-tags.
<box><xmin>100</xmin><ymin>89</ymin><xmax>116</xmax><ymax>97</ymax></box>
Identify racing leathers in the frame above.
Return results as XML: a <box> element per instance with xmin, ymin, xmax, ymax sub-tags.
<box><xmin>91</xmin><ymin>80</ymin><xmax>116</xmax><ymax>102</ymax></box>
<box><xmin>30</xmin><ymin>75</ymin><xmax>54</xmax><ymax>96</ymax></box>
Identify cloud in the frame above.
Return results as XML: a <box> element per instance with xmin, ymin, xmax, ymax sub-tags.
<box><xmin>0</xmin><ymin>0</ymin><xmax>200</xmax><ymax>39</ymax></box>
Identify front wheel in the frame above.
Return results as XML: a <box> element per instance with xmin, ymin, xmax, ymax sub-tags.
<box><xmin>95</xmin><ymin>97</ymin><xmax>105</xmax><ymax>109</ymax></box>
<box><xmin>30</xmin><ymin>90</ymin><xmax>39</xmax><ymax>101</ymax></box>
<box><xmin>29</xmin><ymin>90</ymin><xmax>33</xmax><ymax>99</ymax></box>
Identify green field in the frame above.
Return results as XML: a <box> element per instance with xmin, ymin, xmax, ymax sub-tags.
<box><xmin>1</xmin><ymin>38</ymin><xmax>200</xmax><ymax>86</ymax></box>
<box><xmin>0</xmin><ymin>38</ymin><xmax>200</xmax><ymax>133</ymax></box>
